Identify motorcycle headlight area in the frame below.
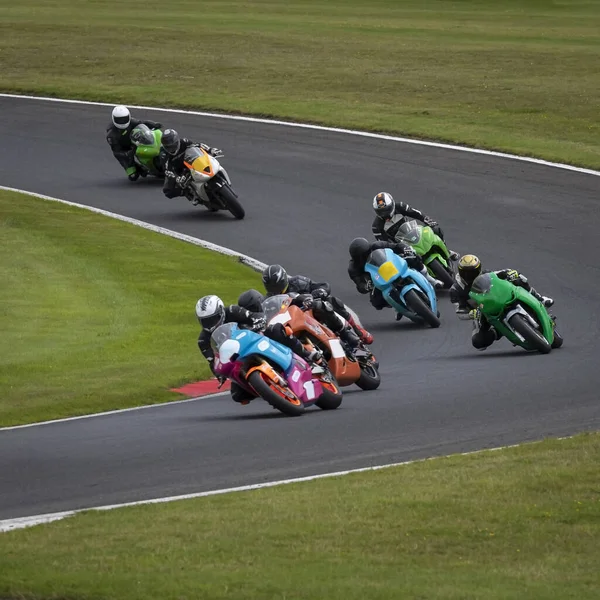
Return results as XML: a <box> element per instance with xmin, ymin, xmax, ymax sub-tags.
<box><xmin>218</xmin><ymin>339</ymin><xmax>241</xmax><ymax>363</ymax></box>
<box><xmin>378</xmin><ymin>261</ymin><xmax>399</xmax><ymax>282</ymax></box>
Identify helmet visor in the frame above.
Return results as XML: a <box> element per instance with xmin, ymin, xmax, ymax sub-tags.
<box><xmin>201</xmin><ymin>312</ymin><xmax>224</xmax><ymax>332</ymax></box>
<box><xmin>113</xmin><ymin>114</ymin><xmax>130</xmax><ymax>127</ymax></box>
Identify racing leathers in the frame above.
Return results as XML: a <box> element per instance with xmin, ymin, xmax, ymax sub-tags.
<box><xmin>280</xmin><ymin>274</ymin><xmax>372</xmax><ymax>344</ymax></box>
<box><xmin>198</xmin><ymin>304</ymin><xmax>321</xmax><ymax>403</ymax></box>
<box><xmin>106</xmin><ymin>118</ymin><xmax>163</xmax><ymax>180</ymax></box>
<box><xmin>349</xmin><ymin>240</ymin><xmax>443</xmax><ymax>316</ymax></box>
<box><xmin>372</xmin><ymin>201</ymin><xmax>445</xmax><ymax>243</ymax></box>
<box><xmin>163</xmin><ymin>139</ymin><xmax>221</xmax><ymax>200</ymax></box>
<box><xmin>450</xmin><ymin>269</ymin><xmax>555</xmax><ymax>350</ymax></box>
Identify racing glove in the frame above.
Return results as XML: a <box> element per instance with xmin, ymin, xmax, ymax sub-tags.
<box><xmin>210</xmin><ymin>147</ymin><xmax>224</xmax><ymax>158</ymax></box>
<box><xmin>251</xmin><ymin>315</ymin><xmax>267</xmax><ymax>331</ymax></box>
<box><xmin>311</xmin><ymin>288</ymin><xmax>329</xmax><ymax>300</ymax></box>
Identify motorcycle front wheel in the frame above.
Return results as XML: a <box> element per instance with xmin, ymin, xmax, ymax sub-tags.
<box><xmin>247</xmin><ymin>371</ymin><xmax>305</xmax><ymax>416</ymax></box>
<box><xmin>404</xmin><ymin>289</ymin><xmax>441</xmax><ymax>328</ymax></box>
<box><xmin>428</xmin><ymin>258</ymin><xmax>454</xmax><ymax>289</ymax></box>
<box><xmin>508</xmin><ymin>314</ymin><xmax>552</xmax><ymax>354</ymax></box>
<box><xmin>219</xmin><ymin>183</ymin><xmax>245</xmax><ymax>220</ymax></box>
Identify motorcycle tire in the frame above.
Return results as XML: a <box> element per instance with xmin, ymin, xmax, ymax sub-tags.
<box><xmin>552</xmin><ymin>330</ymin><xmax>564</xmax><ymax>349</ymax></box>
<box><xmin>428</xmin><ymin>258</ymin><xmax>454</xmax><ymax>289</ymax></box>
<box><xmin>247</xmin><ymin>371</ymin><xmax>305</xmax><ymax>416</ymax></box>
<box><xmin>355</xmin><ymin>361</ymin><xmax>381</xmax><ymax>391</ymax></box>
<box><xmin>508</xmin><ymin>314</ymin><xmax>552</xmax><ymax>354</ymax></box>
<box><xmin>404</xmin><ymin>289</ymin><xmax>441</xmax><ymax>328</ymax></box>
<box><xmin>219</xmin><ymin>183</ymin><xmax>245</xmax><ymax>220</ymax></box>
<box><xmin>315</xmin><ymin>375</ymin><xmax>343</xmax><ymax>410</ymax></box>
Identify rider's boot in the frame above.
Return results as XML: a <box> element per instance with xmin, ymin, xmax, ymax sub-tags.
<box><xmin>421</xmin><ymin>266</ymin><xmax>444</xmax><ymax>289</ymax></box>
<box><xmin>338</xmin><ymin>326</ymin><xmax>361</xmax><ymax>351</ymax></box>
<box><xmin>305</xmin><ymin>348</ymin><xmax>326</xmax><ymax>374</ymax></box>
<box><xmin>530</xmin><ymin>287</ymin><xmax>554</xmax><ymax>307</ymax></box>
<box><xmin>347</xmin><ymin>314</ymin><xmax>374</xmax><ymax>345</ymax></box>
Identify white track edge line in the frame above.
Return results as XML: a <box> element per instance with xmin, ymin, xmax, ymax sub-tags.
<box><xmin>0</xmin><ymin>184</ymin><xmax>265</xmax><ymax>431</ymax></box>
<box><xmin>1</xmin><ymin>93</ymin><xmax>599</xmax><ymax>177</ymax></box>
<box><xmin>0</xmin><ymin>435</ymin><xmax>577</xmax><ymax>533</ymax></box>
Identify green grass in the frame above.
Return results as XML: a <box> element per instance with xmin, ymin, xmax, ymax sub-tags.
<box><xmin>1</xmin><ymin>0</ymin><xmax>599</xmax><ymax>168</ymax></box>
<box><xmin>0</xmin><ymin>190</ymin><xmax>261</xmax><ymax>426</ymax></box>
<box><xmin>1</xmin><ymin>433</ymin><xmax>599</xmax><ymax>599</ymax></box>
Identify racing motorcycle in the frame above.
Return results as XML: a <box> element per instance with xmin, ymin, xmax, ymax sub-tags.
<box><xmin>210</xmin><ymin>322</ymin><xmax>342</xmax><ymax>416</ymax></box>
<box><xmin>262</xmin><ymin>294</ymin><xmax>380</xmax><ymax>391</ymax></box>
<box><xmin>173</xmin><ymin>146</ymin><xmax>245</xmax><ymax>219</ymax></box>
<box><xmin>130</xmin><ymin>123</ymin><xmax>165</xmax><ymax>177</ymax></box>
<box><xmin>365</xmin><ymin>248</ymin><xmax>440</xmax><ymax>328</ymax></box>
<box><xmin>469</xmin><ymin>272</ymin><xmax>563</xmax><ymax>354</ymax></box>
<box><xmin>396</xmin><ymin>220</ymin><xmax>455</xmax><ymax>288</ymax></box>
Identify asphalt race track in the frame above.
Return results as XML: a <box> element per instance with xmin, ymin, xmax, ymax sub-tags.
<box><xmin>1</xmin><ymin>96</ymin><xmax>599</xmax><ymax>520</ymax></box>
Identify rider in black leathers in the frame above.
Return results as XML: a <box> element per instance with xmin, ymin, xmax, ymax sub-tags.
<box><xmin>161</xmin><ymin>129</ymin><xmax>222</xmax><ymax>200</ymax></box>
<box><xmin>196</xmin><ymin>295</ymin><xmax>323</xmax><ymax>403</ymax></box>
<box><xmin>259</xmin><ymin>265</ymin><xmax>363</xmax><ymax>350</ymax></box>
<box><xmin>449</xmin><ymin>254</ymin><xmax>556</xmax><ymax>350</ymax></box>
<box><xmin>106</xmin><ymin>105</ymin><xmax>162</xmax><ymax>181</ymax></box>
<box><xmin>371</xmin><ymin>191</ymin><xmax>459</xmax><ymax>260</ymax></box>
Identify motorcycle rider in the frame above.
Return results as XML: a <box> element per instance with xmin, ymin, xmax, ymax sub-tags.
<box><xmin>106</xmin><ymin>105</ymin><xmax>163</xmax><ymax>181</ymax></box>
<box><xmin>449</xmin><ymin>254</ymin><xmax>556</xmax><ymax>350</ymax></box>
<box><xmin>347</xmin><ymin>237</ymin><xmax>442</xmax><ymax>320</ymax></box>
<box><xmin>260</xmin><ymin>265</ymin><xmax>364</xmax><ymax>351</ymax></box>
<box><xmin>161</xmin><ymin>129</ymin><xmax>223</xmax><ymax>201</ymax></box>
<box><xmin>371</xmin><ymin>191</ymin><xmax>459</xmax><ymax>260</ymax></box>
<box><xmin>196</xmin><ymin>294</ymin><xmax>324</xmax><ymax>404</ymax></box>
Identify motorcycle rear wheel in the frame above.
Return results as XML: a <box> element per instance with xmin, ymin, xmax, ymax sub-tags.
<box><xmin>508</xmin><ymin>314</ymin><xmax>552</xmax><ymax>354</ymax></box>
<box><xmin>428</xmin><ymin>258</ymin><xmax>454</xmax><ymax>289</ymax></box>
<box><xmin>220</xmin><ymin>183</ymin><xmax>245</xmax><ymax>220</ymax></box>
<box><xmin>315</xmin><ymin>375</ymin><xmax>343</xmax><ymax>410</ymax></box>
<box><xmin>247</xmin><ymin>371</ymin><xmax>305</xmax><ymax>416</ymax></box>
<box><xmin>404</xmin><ymin>289</ymin><xmax>441</xmax><ymax>328</ymax></box>
<box><xmin>356</xmin><ymin>362</ymin><xmax>381</xmax><ymax>390</ymax></box>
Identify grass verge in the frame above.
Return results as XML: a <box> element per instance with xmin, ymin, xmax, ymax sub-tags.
<box><xmin>1</xmin><ymin>0</ymin><xmax>599</xmax><ymax>168</ymax></box>
<box><xmin>0</xmin><ymin>189</ymin><xmax>261</xmax><ymax>426</ymax></box>
<box><xmin>1</xmin><ymin>433</ymin><xmax>599</xmax><ymax>599</ymax></box>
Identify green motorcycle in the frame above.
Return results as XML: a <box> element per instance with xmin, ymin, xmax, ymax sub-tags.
<box><xmin>396</xmin><ymin>220</ymin><xmax>455</xmax><ymax>288</ymax></box>
<box><xmin>129</xmin><ymin>123</ymin><xmax>164</xmax><ymax>178</ymax></box>
<box><xmin>469</xmin><ymin>272</ymin><xmax>563</xmax><ymax>354</ymax></box>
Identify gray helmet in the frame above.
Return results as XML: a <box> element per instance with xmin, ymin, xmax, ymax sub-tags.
<box><xmin>162</xmin><ymin>129</ymin><xmax>181</xmax><ymax>155</ymax></box>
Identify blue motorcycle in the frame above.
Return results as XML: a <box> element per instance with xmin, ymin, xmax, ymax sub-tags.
<box><xmin>211</xmin><ymin>323</ymin><xmax>342</xmax><ymax>416</ymax></box>
<box><xmin>364</xmin><ymin>248</ymin><xmax>441</xmax><ymax>328</ymax></box>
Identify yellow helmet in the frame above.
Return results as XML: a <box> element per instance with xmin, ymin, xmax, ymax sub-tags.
<box><xmin>458</xmin><ymin>254</ymin><xmax>482</xmax><ymax>285</ymax></box>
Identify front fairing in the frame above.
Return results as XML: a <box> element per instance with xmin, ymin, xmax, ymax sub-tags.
<box><xmin>364</xmin><ymin>248</ymin><xmax>408</xmax><ymax>290</ymax></box>
<box><xmin>184</xmin><ymin>147</ymin><xmax>220</xmax><ymax>181</ymax></box>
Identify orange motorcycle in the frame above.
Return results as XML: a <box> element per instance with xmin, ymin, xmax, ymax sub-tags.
<box><xmin>263</xmin><ymin>294</ymin><xmax>381</xmax><ymax>390</ymax></box>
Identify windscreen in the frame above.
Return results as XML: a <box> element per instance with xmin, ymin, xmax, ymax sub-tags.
<box><xmin>471</xmin><ymin>273</ymin><xmax>492</xmax><ymax>294</ymax></box>
<box><xmin>184</xmin><ymin>146</ymin><xmax>204</xmax><ymax>162</ymax></box>
<box><xmin>262</xmin><ymin>295</ymin><xmax>291</xmax><ymax>321</ymax></box>
<box><xmin>397</xmin><ymin>220</ymin><xmax>421</xmax><ymax>244</ymax></box>
<box><xmin>131</xmin><ymin>124</ymin><xmax>154</xmax><ymax>146</ymax></box>
<box><xmin>210</xmin><ymin>322</ymin><xmax>237</xmax><ymax>353</ymax></box>
<box><xmin>367</xmin><ymin>249</ymin><xmax>389</xmax><ymax>267</ymax></box>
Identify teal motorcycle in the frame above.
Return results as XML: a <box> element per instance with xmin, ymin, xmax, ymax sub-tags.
<box><xmin>469</xmin><ymin>272</ymin><xmax>563</xmax><ymax>354</ymax></box>
<box><xmin>129</xmin><ymin>123</ymin><xmax>164</xmax><ymax>178</ymax></box>
<box><xmin>396</xmin><ymin>220</ymin><xmax>455</xmax><ymax>288</ymax></box>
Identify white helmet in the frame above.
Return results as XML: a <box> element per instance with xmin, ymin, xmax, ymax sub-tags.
<box><xmin>112</xmin><ymin>105</ymin><xmax>131</xmax><ymax>129</ymax></box>
<box><xmin>373</xmin><ymin>191</ymin><xmax>395</xmax><ymax>220</ymax></box>
<box><xmin>195</xmin><ymin>295</ymin><xmax>225</xmax><ymax>332</ymax></box>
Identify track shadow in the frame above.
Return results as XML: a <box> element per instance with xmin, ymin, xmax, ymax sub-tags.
<box><xmin>194</xmin><ymin>406</ymin><xmax>326</xmax><ymax>422</ymax></box>
<box><xmin>94</xmin><ymin>178</ymin><xmax>164</xmax><ymax>189</ymax></box>
<box><xmin>440</xmin><ymin>348</ymin><xmax>548</xmax><ymax>360</ymax></box>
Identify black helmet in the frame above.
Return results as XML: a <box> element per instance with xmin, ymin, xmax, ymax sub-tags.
<box><xmin>162</xmin><ymin>129</ymin><xmax>181</xmax><ymax>155</ymax></box>
<box><xmin>262</xmin><ymin>264</ymin><xmax>289</xmax><ymax>295</ymax></box>
<box><xmin>458</xmin><ymin>254</ymin><xmax>482</xmax><ymax>285</ymax></box>
<box><xmin>238</xmin><ymin>289</ymin><xmax>265</xmax><ymax>313</ymax></box>
<box><xmin>349</xmin><ymin>237</ymin><xmax>371</xmax><ymax>260</ymax></box>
